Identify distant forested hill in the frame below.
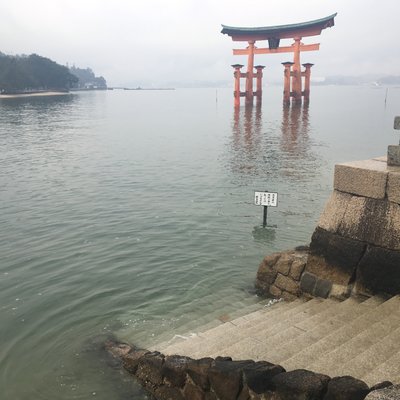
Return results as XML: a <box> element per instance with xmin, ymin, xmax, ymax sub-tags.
<box><xmin>69</xmin><ymin>66</ymin><xmax>107</xmax><ymax>89</ymax></box>
<box><xmin>0</xmin><ymin>52</ymin><xmax>78</xmax><ymax>93</ymax></box>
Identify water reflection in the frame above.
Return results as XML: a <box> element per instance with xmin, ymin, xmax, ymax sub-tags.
<box><xmin>252</xmin><ymin>225</ymin><xmax>277</xmax><ymax>243</ymax></box>
<box><xmin>229</xmin><ymin>104</ymin><xmax>263</xmax><ymax>182</ymax></box>
<box><xmin>0</xmin><ymin>93</ymin><xmax>76</xmax><ymax>110</ymax></box>
<box><xmin>280</xmin><ymin>102</ymin><xmax>310</xmax><ymax>155</ymax></box>
<box><xmin>0</xmin><ymin>94</ymin><xmax>77</xmax><ymax>131</ymax></box>
<box><xmin>279</xmin><ymin>102</ymin><xmax>325</xmax><ymax>181</ymax></box>
<box><xmin>232</xmin><ymin>103</ymin><xmax>263</xmax><ymax>160</ymax></box>
<box><xmin>228</xmin><ymin>101</ymin><xmax>323</xmax><ymax>184</ymax></box>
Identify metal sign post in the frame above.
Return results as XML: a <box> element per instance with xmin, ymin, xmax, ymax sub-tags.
<box><xmin>254</xmin><ymin>191</ymin><xmax>278</xmax><ymax>227</ymax></box>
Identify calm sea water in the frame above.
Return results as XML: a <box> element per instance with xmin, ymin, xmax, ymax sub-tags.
<box><xmin>0</xmin><ymin>86</ymin><xmax>398</xmax><ymax>399</ymax></box>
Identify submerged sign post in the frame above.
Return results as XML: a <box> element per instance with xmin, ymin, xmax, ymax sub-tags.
<box><xmin>254</xmin><ymin>191</ymin><xmax>278</xmax><ymax>227</ymax></box>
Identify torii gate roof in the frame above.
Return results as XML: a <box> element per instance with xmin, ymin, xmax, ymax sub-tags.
<box><xmin>221</xmin><ymin>13</ymin><xmax>337</xmax><ymax>41</ymax></box>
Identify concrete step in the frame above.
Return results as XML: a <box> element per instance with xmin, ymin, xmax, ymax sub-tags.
<box><xmin>307</xmin><ymin>310</ymin><xmax>400</xmax><ymax>376</ymax></box>
<box><xmin>252</xmin><ymin>296</ymin><xmax>371</xmax><ymax>364</ymax></box>
<box><xmin>272</xmin><ymin>296</ymin><xmax>384</xmax><ymax>365</ymax></box>
<box><xmin>153</xmin><ymin>297</ymin><xmax>285</xmax><ymax>353</ymax></box>
<box><xmin>233</xmin><ymin>298</ymin><xmax>338</xmax><ymax>339</ymax></box>
<box><xmin>122</xmin><ymin>287</ymin><xmax>272</xmax><ymax>348</ymax></box>
<box><xmin>336</xmin><ymin>325</ymin><xmax>400</xmax><ymax>382</ymax></box>
<box><xmin>209</xmin><ymin>296</ymin><xmax>379</xmax><ymax>363</ymax></box>
<box><xmin>203</xmin><ymin>298</ymin><xmax>341</xmax><ymax>360</ymax></box>
<box><xmin>152</xmin><ymin>294</ymin><xmax>400</xmax><ymax>387</ymax></box>
<box><xmin>282</xmin><ymin>295</ymin><xmax>400</xmax><ymax>372</ymax></box>
<box><xmin>160</xmin><ymin>298</ymin><xmax>308</xmax><ymax>357</ymax></box>
<box><xmin>362</xmin><ymin>350</ymin><xmax>400</xmax><ymax>387</ymax></box>
<box><xmin>171</xmin><ymin>298</ymin><xmax>334</xmax><ymax>359</ymax></box>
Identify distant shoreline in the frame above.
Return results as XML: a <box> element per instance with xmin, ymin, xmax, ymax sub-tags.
<box><xmin>0</xmin><ymin>91</ymin><xmax>72</xmax><ymax>99</ymax></box>
<box><xmin>112</xmin><ymin>87</ymin><xmax>175</xmax><ymax>91</ymax></box>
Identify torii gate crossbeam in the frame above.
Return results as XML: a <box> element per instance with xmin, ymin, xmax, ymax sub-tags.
<box><xmin>221</xmin><ymin>13</ymin><xmax>337</xmax><ymax>106</ymax></box>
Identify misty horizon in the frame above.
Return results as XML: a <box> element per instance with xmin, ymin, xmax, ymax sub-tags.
<box><xmin>1</xmin><ymin>1</ymin><xmax>399</xmax><ymax>87</ymax></box>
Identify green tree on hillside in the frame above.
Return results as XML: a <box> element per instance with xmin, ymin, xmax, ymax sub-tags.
<box><xmin>0</xmin><ymin>53</ymin><xmax>78</xmax><ymax>93</ymax></box>
<box><xmin>69</xmin><ymin>66</ymin><xmax>107</xmax><ymax>89</ymax></box>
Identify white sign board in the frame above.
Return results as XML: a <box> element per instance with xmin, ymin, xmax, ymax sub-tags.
<box><xmin>254</xmin><ymin>191</ymin><xmax>278</xmax><ymax>207</ymax></box>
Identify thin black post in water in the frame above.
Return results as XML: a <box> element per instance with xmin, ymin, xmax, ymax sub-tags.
<box><xmin>263</xmin><ymin>206</ymin><xmax>268</xmax><ymax>227</ymax></box>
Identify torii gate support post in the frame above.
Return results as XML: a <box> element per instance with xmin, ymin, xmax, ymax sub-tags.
<box><xmin>291</xmin><ymin>37</ymin><xmax>303</xmax><ymax>103</ymax></box>
<box><xmin>302</xmin><ymin>63</ymin><xmax>314</xmax><ymax>104</ymax></box>
<box><xmin>245</xmin><ymin>41</ymin><xmax>255</xmax><ymax>105</ymax></box>
<box><xmin>282</xmin><ymin>62</ymin><xmax>294</xmax><ymax>105</ymax></box>
<box><xmin>232</xmin><ymin>64</ymin><xmax>244</xmax><ymax>107</ymax></box>
<box><xmin>255</xmin><ymin>65</ymin><xmax>265</xmax><ymax>103</ymax></box>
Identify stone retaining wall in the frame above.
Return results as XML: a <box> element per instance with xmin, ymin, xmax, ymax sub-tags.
<box><xmin>301</xmin><ymin>157</ymin><xmax>400</xmax><ymax>298</ymax></box>
<box><xmin>256</xmin><ymin>157</ymin><xmax>400</xmax><ymax>300</ymax></box>
<box><xmin>106</xmin><ymin>340</ymin><xmax>397</xmax><ymax>400</ymax></box>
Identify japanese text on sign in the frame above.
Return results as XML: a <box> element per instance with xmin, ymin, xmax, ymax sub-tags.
<box><xmin>254</xmin><ymin>191</ymin><xmax>278</xmax><ymax>207</ymax></box>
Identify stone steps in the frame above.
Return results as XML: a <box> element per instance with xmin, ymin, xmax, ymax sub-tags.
<box><xmin>334</xmin><ymin>325</ymin><xmax>400</xmax><ymax>384</ymax></box>
<box><xmin>283</xmin><ymin>296</ymin><xmax>399</xmax><ymax>374</ymax></box>
<box><xmin>153</xmin><ymin>294</ymin><xmax>400</xmax><ymax>386</ymax></box>
<box><xmin>306</xmin><ymin>308</ymin><xmax>400</xmax><ymax>373</ymax></box>
<box><xmin>191</xmin><ymin>298</ymin><xmax>339</xmax><ymax>359</ymax></box>
<box><xmin>362</xmin><ymin>349</ymin><xmax>400</xmax><ymax>386</ymax></box>
<box><xmin>156</xmin><ymin>298</ymin><xmax>306</xmax><ymax>355</ymax></box>
<box><xmin>149</xmin><ymin>295</ymin><xmax>280</xmax><ymax>353</ymax></box>
<box><xmin>269</xmin><ymin>296</ymin><xmax>384</xmax><ymax>365</ymax></box>
<box><xmin>159</xmin><ymin>297</ymin><xmax>318</xmax><ymax>357</ymax></box>
<box><xmin>119</xmin><ymin>287</ymin><xmax>273</xmax><ymax>349</ymax></box>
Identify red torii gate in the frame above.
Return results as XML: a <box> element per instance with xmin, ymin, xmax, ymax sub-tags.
<box><xmin>221</xmin><ymin>13</ymin><xmax>336</xmax><ymax>106</ymax></box>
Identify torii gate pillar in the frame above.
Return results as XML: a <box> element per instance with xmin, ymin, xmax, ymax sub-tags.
<box><xmin>255</xmin><ymin>65</ymin><xmax>265</xmax><ymax>103</ymax></box>
<box><xmin>282</xmin><ymin>62</ymin><xmax>294</xmax><ymax>105</ymax></box>
<box><xmin>231</xmin><ymin>63</ymin><xmax>265</xmax><ymax>107</ymax></box>
<box><xmin>245</xmin><ymin>41</ymin><xmax>255</xmax><ymax>105</ymax></box>
<box><xmin>232</xmin><ymin>64</ymin><xmax>244</xmax><ymax>107</ymax></box>
<box><xmin>291</xmin><ymin>37</ymin><xmax>302</xmax><ymax>103</ymax></box>
<box><xmin>302</xmin><ymin>63</ymin><xmax>314</xmax><ymax>103</ymax></box>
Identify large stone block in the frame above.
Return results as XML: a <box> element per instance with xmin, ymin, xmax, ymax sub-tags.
<box><xmin>306</xmin><ymin>227</ymin><xmax>366</xmax><ymax>286</ymax></box>
<box><xmin>155</xmin><ymin>386</ymin><xmax>185</xmax><ymax>400</ymax></box>
<box><xmin>208</xmin><ymin>360</ymin><xmax>253</xmax><ymax>400</ymax></box>
<box><xmin>290</xmin><ymin>258</ymin><xmax>306</xmax><ymax>281</ymax></box>
<box><xmin>136</xmin><ymin>352</ymin><xmax>165</xmax><ymax>386</ymax></box>
<box><xmin>323</xmin><ymin>376</ymin><xmax>369</xmax><ymax>400</ymax></box>
<box><xmin>186</xmin><ymin>358</ymin><xmax>213</xmax><ymax>391</ymax></box>
<box><xmin>300</xmin><ymin>272</ymin><xmax>317</xmax><ymax>294</ymax></box>
<box><xmin>274</xmin><ymin>273</ymin><xmax>300</xmax><ymax>295</ymax></box>
<box><xmin>122</xmin><ymin>349</ymin><xmax>151</xmax><ymax>374</ymax></box>
<box><xmin>366</xmin><ymin>384</ymin><xmax>400</xmax><ymax>399</ymax></box>
<box><xmin>337</xmin><ymin>195</ymin><xmax>367</xmax><ymax>238</ymax></box>
<box><xmin>338</xmin><ymin>198</ymin><xmax>400</xmax><ymax>251</ymax></box>
<box><xmin>356</xmin><ymin>245</ymin><xmax>400</xmax><ymax>295</ymax></box>
<box><xmin>387</xmin><ymin>145</ymin><xmax>400</xmax><ymax>166</ymax></box>
<box><xmin>182</xmin><ymin>383</ymin><xmax>205</xmax><ymax>400</ymax></box>
<box><xmin>256</xmin><ymin>263</ymin><xmax>278</xmax><ymax>287</ymax></box>
<box><xmin>334</xmin><ymin>159</ymin><xmax>388</xmax><ymax>199</ymax></box>
<box><xmin>162</xmin><ymin>355</ymin><xmax>192</xmax><ymax>388</ymax></box>
<box><xmin>242</xmin><ymin>361</ymin><xmax>285</xmax><ymax>394</ymax></box>
<box><xmin>318</xmin><ymin>191</ymin><xmax>352</xmax><ymax>233</ymax></box>
<box><xmin>317</xmin><ymin>190</ymin><xmax>400</xmax><ymax>251</ymax></box>
<box><xmin>271</xmin><ymin>369</ymin><xmax>330</xmax><ymax>400</ymax></box>
<box><xmin>275</xmin><ymin>254</ymin><xmax>292</xmax><ymax>276</ymax></box>
<box><xmin>387</xmin><ymin>170</ymin><xmax>400</xmax><ymax>204</ymax></box>
<box><xmin>269</xmin><ymin>285</ymin><xmax>282</xmax><ymax>298</ymax></box>
<box><xmin>314</xmin><ymin>278</ymin><xmax>332</xmax><ymax>299</ymax></box>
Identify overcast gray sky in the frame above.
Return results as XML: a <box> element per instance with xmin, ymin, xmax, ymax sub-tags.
<box><xmin>1</xmin><ymin>0</ymin><xmax>399</xmax><ymax>87</ymax></box>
